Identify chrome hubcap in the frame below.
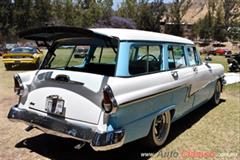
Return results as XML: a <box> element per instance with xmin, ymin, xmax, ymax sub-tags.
<box><xmin>154</xmin><ymin>113</ymin><xmax>168</xmax><ymax>142</ymax></box>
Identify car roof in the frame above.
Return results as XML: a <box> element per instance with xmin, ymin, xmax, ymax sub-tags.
<box><xmin>19</xmin><ymin>26</ymin><xmax>194</xmax><ymax>45</ymax></box>
<box><xmin>12</xmin><ymin>47</ymin><xmax>35</xmax><ymax>49</ymax></box>
<box><xmin>90</xmin><ymin>28</ymin><xmax>194</xmax><ymax>45</ymax></box>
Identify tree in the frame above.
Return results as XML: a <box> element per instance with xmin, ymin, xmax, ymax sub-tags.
<box><xmin>100</xmin><ymin>0</ymin><xmax>113</xmax><ymax>19</ymax></box>
<box><xmin>223</xmin><ymin>0</ymin><xmax>240</xmax><ymax>40</ymax></box>
<box><xmin>64</xmin><ymin>0</ymin><xmax>75</xmax><ymax>26</ymax></box>
<box><xmin>51</xmin><ymin>0</ymin><xmax>65</xmax><ymax>25</ymax></box>
<box><xmin>34</xmin><ymin>0</ymin><xmax>52</xmax><ymax>26</ymax></box>
<box><xmin>168</xmin><ymin>0</ymin><xmax>191</xmax><ymax>36</ymax></box>
<box><xmin>223</xmin><ymin>0</ymin><xmax>239</xmax><ymax>28</ymax></box>
<box><xmin>94</xmin><ymin>16</ymin><xmax>136</xmax><ymax>29</ymax></box>
<box><xmin>136</xmin><ymin>0</ymin><xmax>165</xmax><ymax>32</ymax></box>
<box><xmin>213</xmin><ymin>3</ymin><xmax>227</xmax><ymax>41</ymax></box>
<box><xmin>117</xmin><ymin>0</ymin><xmax>137</xmax><ymax>20</ymax></box>
<box><xmin>0</xmin><ymin>0</ymin><xmax>15</xmax><ymax>41</ymax></box>
<box><xmin>81</xmin><ymin>0</ymin><xmax>103</xmax><ymax>28</ymax></box>
<box><xmin>196</xmin><ymin>16</ymin><xmax>211</xmax><ymax>39</ymax></box>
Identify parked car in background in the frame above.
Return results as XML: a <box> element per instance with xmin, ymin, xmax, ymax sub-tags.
<box><xmin>74</xmin><ymin>46</ymin><xmax>89</xmax><ymax>58</ymax></box>
<box><xmin>2</xmin><ymin>47</ymin><xmax>43</xmax><ymax>70</ymax></box>
<box><xmin>212</xmin><ymin>41</ymin><xmax>225</xmax><ymax>47</ymax></box>
<box><xmin>208</xmin><ymin>48</ymin><xmax>231</xmax><ymax>56</ymax></box>
<box><xmin>8</xmin><ymin>27</ymin><xmax>224</xmax><ymax>151</ymax></box>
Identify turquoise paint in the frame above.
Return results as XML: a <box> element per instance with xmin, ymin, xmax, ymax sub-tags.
<box><xmin>115</xmin><ymin>42</ymin><xmax>131</xmax><ymax>76</ymax></box>
<box><xmin>162</xmin><ymin>44</ymin><xmax>169</xmax><ymax>70</ymax></box>
<box><xmin>108</xmin><ymin>79</ymin><xmax>216</xmax><ymax>144</ymax></box>
<box><xmin>173</xmin><ymin>80</ymin><xmax>217</xmax><ymax>122</ymax></box>
<box><xmin>116</xmin><ymin>41</ymin><xmax>170</xmax><ymax>76</ymax></box>
<box><xmin>108</xmin><ymin>86</ymin><xmax>192</xmax><ymax>144</ymax></box>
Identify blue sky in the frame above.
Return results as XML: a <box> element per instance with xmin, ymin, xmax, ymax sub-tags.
<box><xmin>112</xmin><ymin>0</ymin><xmax>173</xmax><ymax>10</ymax></box>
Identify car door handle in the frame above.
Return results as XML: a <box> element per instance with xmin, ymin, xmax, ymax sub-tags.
<box><xmin>171</xmin><ymin>71</ymin><xmax>178</xmax><ymax>79</ymax></box>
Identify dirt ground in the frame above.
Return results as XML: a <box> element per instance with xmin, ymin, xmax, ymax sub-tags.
<box><xmin>0</xmin><ymin>57</ymin><xmax>239</xmax><ymax>160</ymax></box>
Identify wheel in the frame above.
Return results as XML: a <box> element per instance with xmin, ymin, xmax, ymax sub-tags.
<box><xmin>145</xmin><ymin>111</ymin><xmax>171</xmax><ymax>147</ymax></box>
<box><xmin>4</xmin><ymin>64</ymin><xmax>12</xmax><ymax>70</ymax></box>
<box><xmin>210</xmin><ymin>80</ymin><xmax>221</xmax><ymax>105</ymax></box>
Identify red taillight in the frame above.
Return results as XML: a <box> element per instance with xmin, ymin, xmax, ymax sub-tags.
<box><xmin>102</xmin><ymin>86</ymin><xmax>117</xmax><ymax>113</ymax></box>
<box><xmin>103</xmin><ymin>90</ymin><xmax>113</xmax><ymax>113</ymax></box>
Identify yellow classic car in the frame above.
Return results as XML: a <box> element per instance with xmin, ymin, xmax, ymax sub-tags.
<box><xmin>2</xmin><ymin>47</ymin><xmax>43</xmax><ymax>70</ymax></box>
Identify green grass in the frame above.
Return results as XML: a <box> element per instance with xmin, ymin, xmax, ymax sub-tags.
<box><xmin>224</xmin><ymin>83</ymin><xmax>240</xmax><ymax>97</ymax></box>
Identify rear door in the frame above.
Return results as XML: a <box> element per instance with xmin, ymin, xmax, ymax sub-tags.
<box><xmin>185</xmin><ymin>46</ymin><xmax>213</xmax><ymax>105</ymax></box>
<box><xmin>167</xmin><ymin>45</ymin><xmax>194</xmax><ymax>116</ymax></box>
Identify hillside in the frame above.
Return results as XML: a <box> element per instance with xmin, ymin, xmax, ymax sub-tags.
<box><xmin>182</xmin><ymin>0</ymin><xmax>208</xmax><ymax>23</ymax></box>
<box><xmin>182</xmin><ymin>0</ymin><xmax>240</xmax><ymax>23</ymax></box>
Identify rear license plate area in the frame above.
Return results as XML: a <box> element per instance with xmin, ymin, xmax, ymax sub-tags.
<box><xmin>46</xmin><ymin>95</ymin><xmax>65</xmax><ymax>116</ymax></box>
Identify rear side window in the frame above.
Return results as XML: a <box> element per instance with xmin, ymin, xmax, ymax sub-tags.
<box><xmin>91</xmin><ymin>47</ymin><xmax>117</xmax><ymax>64</ymax></box>
<box><xmin>186</xmin><ymin>47</ymin><xmax>201</xmax><ymax>66</ymax></box>
<box><xmin>168</xmin><ymin>45</ymin><xmax>186</xmax><ymax>69</ymax></box>
<box><xmin>50</xmin><ymin>45</ymin><xmax>75</xmax><ymax>68</ymax></box>
<box><xmin>129</xmin><ymin>45</ymin><xmax>163</xmax><ymax>75</ymax></box>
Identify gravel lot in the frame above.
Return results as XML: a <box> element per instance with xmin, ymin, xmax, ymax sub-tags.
<box><xmin>0</xmin><ymin>58</ymin><xmax>239</xmax><ymax>160</ymax></box>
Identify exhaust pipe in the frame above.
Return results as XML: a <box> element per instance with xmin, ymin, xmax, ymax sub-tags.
<box><xmin>25</xmin><ymin>125</ymin><xmax>34</xmax><ymax>132</ymax></box>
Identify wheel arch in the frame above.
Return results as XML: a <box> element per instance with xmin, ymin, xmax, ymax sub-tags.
<box><xmin>147</xmin><ymin>105</ymin><xmax>176</xmax><ymax>135</ymax></box>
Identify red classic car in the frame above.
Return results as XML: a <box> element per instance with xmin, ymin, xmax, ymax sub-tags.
<box><xmin>208</xmin><ymin>48</ymin><xmax>231</xmax><ymax>56</ymax></box>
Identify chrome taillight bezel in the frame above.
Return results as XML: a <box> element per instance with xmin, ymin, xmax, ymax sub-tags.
<box><xmin>102</xmin><ymin>85</ymin><xmax>118</xmax><ymax>114</ymax></box>
<box><xmin>14</xmin><ymin>74</ymin><xmax>24</xmax><ymax>96</ymax></box>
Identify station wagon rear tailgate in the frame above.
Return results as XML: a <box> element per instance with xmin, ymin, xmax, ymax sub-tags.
<box><xmin>19</xmin><ymin>70</ymin><xmax>107</xmax><ymax>124</ymax></box>
<box><xmin>18</xmin><ymin>26</ymin><xmax>113</xmax><ymax>48</ymax></box>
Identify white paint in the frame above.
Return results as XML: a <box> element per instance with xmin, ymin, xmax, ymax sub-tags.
<box><xmin>107</xmin><ymin>69</ymin><xmax>191</xmax><ymax>105</ymax></box>
<box><xmin>26</xmin><ymin>87</ymin><xmax>102</xmax><ymax>124</ymax></box>
<box><xmin>36</xmin><ymin>69</ymin><xmax>104</xmax><ymax>93</ymax></box>
<box><xmin>91</xmin><ymin>28</ymin><xmax>194</xmax><ymax>45</ymax></box>
<box><xmin>50</xmin><ymin>70</ymin><xmax>105</xmax><ymax>93</ymax></box>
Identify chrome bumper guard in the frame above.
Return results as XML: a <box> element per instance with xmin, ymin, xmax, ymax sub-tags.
<box><xmin>7</xmin><ymin>105</ymin><xmax>125</xmax><ymax>151</ymax></box>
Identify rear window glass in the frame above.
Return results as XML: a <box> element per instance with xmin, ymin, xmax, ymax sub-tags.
<box><xmin>91</xmin><ymin>47</ymin><xmax>117</xmax><ymax>64</ymax></box>
<box><xmin>11</xmin><ymin>47</ymin><xmax>36</xmax><ymax>53</ymax></box>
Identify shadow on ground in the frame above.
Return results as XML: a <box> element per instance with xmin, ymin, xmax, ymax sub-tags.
<box><xmin>15</xmin><ymin>99</ymin><xmax>225</xmax><ymax>160</ymax></box>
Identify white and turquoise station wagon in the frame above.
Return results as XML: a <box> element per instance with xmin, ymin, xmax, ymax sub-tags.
<box><xmin>8</xmin><ymin>27</ymin><xmax>225</xmax><ymax>151</ymax></box>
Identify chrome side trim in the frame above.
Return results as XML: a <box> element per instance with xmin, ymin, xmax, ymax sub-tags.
<box><xmin>119</xmin><ymin>84</ymin><xmax>187</xmax><ymax>107</ymax></box>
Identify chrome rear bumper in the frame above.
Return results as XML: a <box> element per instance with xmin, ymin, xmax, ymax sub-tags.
<box><xmin>7</xmin><ymin>105</ymin><xmax>125</xmax><ymax>151</ymax></box>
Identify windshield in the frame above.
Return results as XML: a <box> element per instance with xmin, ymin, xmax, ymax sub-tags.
<box><xmin>43</xmin><ymin>40</ymin><xmax>118</xmax><ymax>76</ymax></box>
<box><xmin>11</xmin><ymin>47</ymin><xmax>36</xmax><ymax>53</ymax></box>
